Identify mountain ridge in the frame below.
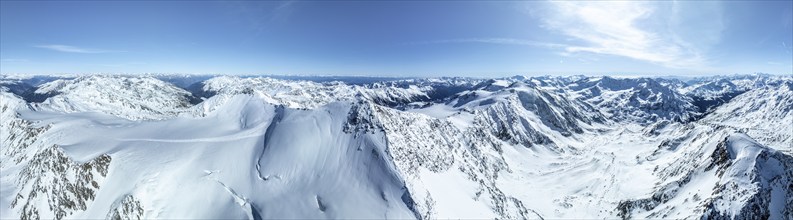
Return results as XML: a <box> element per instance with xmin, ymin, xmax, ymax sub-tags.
<box><xmin>1</xmin><ymin>73</ymin><xmax>790</xmax><ymax>219</ymax></box>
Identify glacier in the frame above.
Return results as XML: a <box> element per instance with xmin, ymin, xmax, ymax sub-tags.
<box><xmin>0</xmin><ymin>73</ymin><xmax>791</xmax><ymax>219</ymax></box>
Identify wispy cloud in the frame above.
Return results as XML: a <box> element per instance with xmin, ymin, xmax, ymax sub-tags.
<box><xmin>34</xmin><ymin>44</ymin><xmax>125</xmax><ymax>53</ymax></box>
<box><xmin>404</xmin><ymin>38</ymin><xmax>567</xmax><ymax>48</ymax></box>
<box><xmin>537</xmin><ymin>1</ymin><xmax>723</xmax><ymax>69</ymax></box>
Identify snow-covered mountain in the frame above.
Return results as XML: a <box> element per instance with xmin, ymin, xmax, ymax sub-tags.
<box><xmin>198</xmin><ymin>76</ymin><xmax>431</xmax><ymax>109</ymax></box>
<box><xmin>31</xmin><ymin>75</ymin><xmax>194</xmax><ymax>120</ymax></box>
<box><xmin>683</xmin><ymin>74</ymin><xmax>789</xmax><ymax>96</ymax></box>
<box><xmin>700</xmin><ymin>81</ymin><xmax>793</xmax><ymax>153</ymax></box>
<box><xmin>562</xmin><ymin>76</ymin><xmax>701</xmax><ymax>123</ymax></box>
<box><xmin>1</xmin><ymin>74</ymin><xmax>790</xmax><ymax>219</ymax></box>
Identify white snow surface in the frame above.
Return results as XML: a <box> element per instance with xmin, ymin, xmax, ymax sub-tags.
<box><xmin>32</xmin><ymin>75</ymin><xmax>193</xmax><ymax>120</ymax></box>
<box><xmin>1</xmin><ymin>74</ymin><xmax>791</xmax><ymax>220</ymax></box>
<box><xmin>201</xmin><ymin>76</ymin><xmax>430</xmax><ymax>109</ymax></box>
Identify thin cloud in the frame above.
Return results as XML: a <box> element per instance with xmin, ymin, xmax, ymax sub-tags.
<box><xmin>538</xmin><ymin>1</ymin><xmax>721</xmax><ymax>69</ymax></box>
<box><xmin>404</xmin><ymin>38</ymin><xmax>567</xmax><ymax>48</ymax></box>
<box><xmin>34</xmin><ymin>44</ymin><xmax>125</xmax><ymax>53</ymax></box>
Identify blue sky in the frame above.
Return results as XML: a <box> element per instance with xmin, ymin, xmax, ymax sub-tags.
<box><xmin>1</xmin><ymin>1</ymin><xmax>791</xmax><ymax>76</ymax></box>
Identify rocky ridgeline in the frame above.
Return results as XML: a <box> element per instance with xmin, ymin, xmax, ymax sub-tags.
<box><xmin>565</xmin><ymin>77</ymin><xmax>700</xmax><ymax>124</ymax></box>
<box><xmin>344</xmin><ymin>100</ymin><xmax>541</xmax><ymax>219</ymax></box>
<box><xmin>106</xmin><ymin>195</ymin><xmax>144</xmax><ymax>220</ymax></box>
<box><xmin>13</xmin><ymin>145</ymin><xmax>112</xmax><ymax>220</ymax></box>
<box><xmin>2</xmin><ymin>92</ymin><xmax>113</xmax><ymax>220</ymax></box>
<box><xmin>618</xmin><ymin>133</ymin><xmax>793</xmax><ymax>219</ymax></box>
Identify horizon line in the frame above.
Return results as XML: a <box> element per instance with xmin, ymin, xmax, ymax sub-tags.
<box><xmin>1</xmin><ymin>72</ymin><xmax>791</xmax><ymax>79</ymax></box>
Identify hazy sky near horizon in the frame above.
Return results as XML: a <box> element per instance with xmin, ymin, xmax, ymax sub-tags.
<box><xmin>1</xmin><ymin>1</ymin><xmax>791</xmax><ymax>76</ymax></box>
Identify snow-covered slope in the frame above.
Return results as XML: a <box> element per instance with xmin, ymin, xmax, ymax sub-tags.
<box><xmin>618</xmin><ymin>132</ymin><xmax>792</xmax><ymax>219</ymax></box>
<box><xmin>1</xmin><ymin>91</ymin><xmax>113</xmax><ymax>220</ymax></box>
<box><xmin>1</xmin><ymin>74</ymin><xmax>790</xmax><ymax>220</ymax></box>
<box><xmin>2</xmin><ymin>93</ymin><xmax>419</xmax><ymax>219</ymax></box>
<box><xmin>565</xmin><ymin>77</ymin><xmax>700</xmax><ymax>123</ymax></box>
<box><xmin>31</xmin><ymin>75</ymin><xmax>193</xmax><ymax>120</ymax></box>
<box><xmin>200</xmin><ymin>76</ymin><xmax>430</xmax><ymax>109</ymax></box>
<box><xmin>701</xmin><ymin>81</ymin><xmax>793</xmax><ymax>153</ymax></box>
<box><xmin>346</xmin><ymin>100</ymin><xmax>542</xmax><ymax>219</ymax></box>
<box><xmin>440</xmin><ymin>79</ymin><xmax>605</xmax><ymax>149</ymax></box>
<box><xmin>679</xmin><ymin>74</ymin><xmax>792</xmax><ymax>113</ymax></box>
<box><xmin>683</xmin><ymin>74</ymin><xmax>789</xmax><ymax>96</ymax></box>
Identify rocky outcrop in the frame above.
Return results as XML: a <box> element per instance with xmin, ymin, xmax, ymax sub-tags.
<box><xmin>345</xmin><ymin>100</ymin><xmax>540</xmax><ymax>219</ymax></box>
<box><xmin>617</xmin><ymin>134</ymin><xmax>793</xmax><ymax>219</ymax></box>
<box><xmin>106</xmin><ymin>195</ymin><xmax>144</xmax><ymax>220</ymax></box>
<box><xmin>12</xmin><ymin>145</ymin><xmax>112</xmax><ymax>220</ymax></box>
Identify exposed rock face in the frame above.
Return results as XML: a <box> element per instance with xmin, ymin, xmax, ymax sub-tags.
<box><xmin>700</xmin><ymin>81</ymin><xmax>793</xmax><ymax>153</ymax></box>
<box><xmin>2</xmin><ymin>92</ymin><xmax>112</xmax><ymax>220</ymax></box>
<box><xmin>567</xmin><ymin>77</ymin><xmax>700</xmax><ymax>123</ymax></box>
<box><xmin>477</xmin><ymin>101</ymin><xmax>555</xmax><ymax>148</ymax></box>
<box><xmin>13</xmin><ymin>145</ymin><xmax>112</xmax><ymax>220</ymax></box>
<box><xmin>344</xmin><ymin>100</ymin><xmax>541</xmax><ymax>219</ymax></box>
<box><xmin>106</xmin><ymin>195</ymin><xmax>144</xmax><ymax>220</ymax></box>
<box><xmin>617</xmin><ymin>134</ymin><xmax>793</xmax><ymax>219</ymax></box>
<box><xmin>700</xmin><ymin>135</ymin><xmax>793</xmax><ymax>220</ymax></box>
